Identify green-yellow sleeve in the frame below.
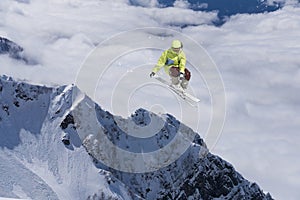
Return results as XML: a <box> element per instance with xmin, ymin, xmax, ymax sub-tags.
<box><xmin>179</xmin><ymin>51</ymin><xmax>186</xmax><ymax>73</ymax></box>
<box><xmin>152</xmin><ymin>50</ymin><xmax>167</xmax><ymax>73</ymax></box>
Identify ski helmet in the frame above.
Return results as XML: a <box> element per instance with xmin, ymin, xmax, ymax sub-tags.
<box><xmin>171</xmin><ymin>40</ymin><xmax>182</xmax><ymax>49</ymax></box>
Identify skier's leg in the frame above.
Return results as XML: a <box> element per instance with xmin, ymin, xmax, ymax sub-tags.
<box><xmin>169</xmin><ymin>66</ymin><xmax>180</xmax><ymax>86</ymax></box>
<box><xmin>181</xmin><ymin>79</ymin><xmax>189</xmax><ymax>89</ymax></box>
<box><xmin>181</xmin><ymin>68</ymin><xmax>191</xmax><ymax>89</ymax></box>
<box><xmin>171</xmin><ymin>76</ymin><xmax>180</xmax><ymax>85</ymax></box>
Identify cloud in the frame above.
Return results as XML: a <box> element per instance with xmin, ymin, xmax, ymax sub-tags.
<box><xmin>0</xmin><ymin>1</ymin><xmax>300</xmax><ymax>199</ymax></box>
<box><xmin>265</xmin><ymin>0</ymin><xmax>299</xmax><ymax>6</ymax></box>
<box><xmin>181</xmin><ymin>5</ymin><xmax>300</xmax><ymax>199</ymax></box>
<box><xmin>173</xmin><ymin>0</ymin><xmax>190</xmax><ymax>9</ymax></box>
<box><xmin>149</xmin><ymin>7</ymin><xmax>218</xmax><ymax>27</ymax></box>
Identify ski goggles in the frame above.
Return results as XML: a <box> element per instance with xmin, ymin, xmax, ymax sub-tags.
<box><xmin>171</xmin><ymin>47</ymin><xmax>181</xmax><ymax>53</ymax></box>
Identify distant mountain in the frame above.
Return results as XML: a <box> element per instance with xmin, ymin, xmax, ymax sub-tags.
<box><xmin>0</xmin><ymin>75</ymin><xmax>273</xmax><ymax>199</ymax></box>
<box><xmin>0</xmin><ymin>37</ymin><xmax>24</xmax><ymax>60</ymax></box>
<box><xmin>0</xmin><ymin>37</ymin><xmax>36</xmax><ymax>64</ymax></box>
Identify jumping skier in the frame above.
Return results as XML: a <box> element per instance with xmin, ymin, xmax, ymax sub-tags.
<box><xmin>150</xmin><ymin>39</ymin><xmax>191</xmax><ymax>91</ymax></box>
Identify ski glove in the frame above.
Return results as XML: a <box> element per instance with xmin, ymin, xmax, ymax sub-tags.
<box><xmin>150</xmin><ymin>72</ymin><xmax>155</xmax><ymax>78</ymax></box>
<box><xmin>179</xmin><ymin>72</ymin><xmax>184</xmax><ymax>80</ymax></box>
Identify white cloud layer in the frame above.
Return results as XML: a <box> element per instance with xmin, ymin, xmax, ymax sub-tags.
<box><xmin>182</xmin><ymin>5</ymin><xmax>300</xmax><ymax>199</ymax></box>
<box><xmin>173</xmin><ymin>0</ymin><xmax>190</xmax><ymax>9</ymax></box>
<box><xmin>1</xmin><ymin>0</ymin><xmax>300</xmax><ymax>199</ymax></box>
<box><xmin>149</xmin><ymin>7</ymin><xmax>218</xmax><ymax>26</ymax></box>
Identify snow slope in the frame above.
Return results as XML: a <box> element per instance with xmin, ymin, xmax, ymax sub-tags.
<box><xmin>0</xmin><ymin>75</ymin><xmax>140</xmax><ymax>200</ymax></box>
<box><xmin>0</xmin><ymin>75</ymin><xmax>273</xmax><ymax>199</ymax></box>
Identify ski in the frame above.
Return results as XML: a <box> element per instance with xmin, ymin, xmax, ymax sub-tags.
<box><xmin>154</xmin><ymin>76</ymin><xmax>200</xmax><ymax>106</ymax></box>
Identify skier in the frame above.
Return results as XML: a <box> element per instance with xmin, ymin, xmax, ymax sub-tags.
<box><xmin>150</xmin><ymin>39</ymin><xmax>191</xmax><ymax>91</ymax></box>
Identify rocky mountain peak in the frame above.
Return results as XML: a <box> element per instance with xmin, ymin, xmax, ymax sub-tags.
<box><xmin>0</xmin><ymin>76</ymin><xmax>273</xmax><ymax>200</ymax></box>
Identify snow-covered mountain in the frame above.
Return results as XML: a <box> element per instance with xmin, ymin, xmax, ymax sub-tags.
<box><xmin>0</xmin><ymin>75</ymin><xmax>273</xmax><ymax>200</ymax></box>
<box><xmin>0</xmin><ymin>75</ymin><xmax>141</xmax><ymax>200</ymax></box>
<box><xmin>0</xmin><ymin>37</ymin><xmax>35</xmax><ymax>64</ymax></box>
<box><xmin>0</xmin><ymin>37</ymin><xmax>23</xmax><ymax>60</ymax></box>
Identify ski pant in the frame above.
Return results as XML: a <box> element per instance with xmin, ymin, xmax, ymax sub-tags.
<box><xmin>169</xmin><ymin>66</ymin><xmax>191</xmax><ymax>89</ymax></box>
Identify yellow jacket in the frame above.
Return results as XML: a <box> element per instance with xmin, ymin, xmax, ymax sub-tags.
<box><xmin>152</xmin><ymin>48</ymin><xmax>186</xmax><ymax>74</ymax></box>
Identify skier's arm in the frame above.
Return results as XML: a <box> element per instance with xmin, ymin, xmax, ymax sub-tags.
<box><xmin>152</xmin><ymin>50</ymin><xmax>168</xmax><ymax>73</ymax></box>
<box><xmin>178</xmin><ymin>51</ymin><xmax>186</xmax><ymax>74</ymax></box>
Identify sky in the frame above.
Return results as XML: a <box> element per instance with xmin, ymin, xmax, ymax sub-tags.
<box><xmin>1</xmin><ymin>0</ymin><xmax>300</xmax><ymax>199</ymax></box>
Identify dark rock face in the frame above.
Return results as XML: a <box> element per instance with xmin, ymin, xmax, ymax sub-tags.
<box><xmin>60</xmin><ymin>113</ymin><xmax>75</xmax><ymax>130</ymax></box>
<box><xmin>0</xmin><ymin>37</ymin><xmax>35</xmax><ymax>63</ymax></box>
<box><xmin>0</xmin><ymin>37</ymin><xmax>24</xmax><ymax>59</ymax></box>
<box><xmin>172</xmin><ymin>154</ymin><xmax>273</xmax><ymax>200</ymax></box>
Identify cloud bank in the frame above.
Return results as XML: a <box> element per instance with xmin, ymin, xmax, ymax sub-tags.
<box><xmin>0</xmin><ymin>0</ymin><xmax>300</xmax><ymax>199</ymax></box>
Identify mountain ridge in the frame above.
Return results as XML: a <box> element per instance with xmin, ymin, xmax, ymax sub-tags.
<box><xmin>0</xmin><ymin>75</ymin><xmax>273</xmax><ymax>199</ymax></box>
